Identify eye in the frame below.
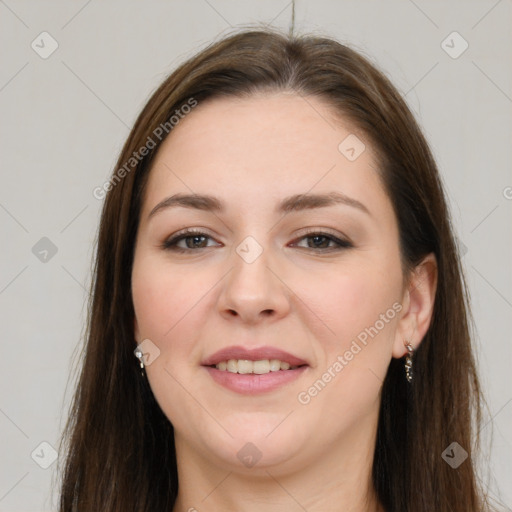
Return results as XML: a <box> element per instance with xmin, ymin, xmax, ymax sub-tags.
<box><xmin>290</xmin><ymin>230</ymin><xmax>353</xmax><ymax>252</ymax></box>
<box><xmin>161</xmin><ymin>229</ymin><xmax>353</xmax><ymax>253</ymax></box>
<box><xmin>162</xmin><ymin>229</ymin><xmax>221</xmax><ymax>252</ymax></box>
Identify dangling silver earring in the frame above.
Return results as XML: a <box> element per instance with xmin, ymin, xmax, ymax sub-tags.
<box><xmin>134</xmin><ymin>348</ymin><xmax>145</xmax><ymax>377</ymax></box>
<box><xmin>404</xmin><ymin>341</ymin><xmax>414</xmax><ymax>383</ymax></box>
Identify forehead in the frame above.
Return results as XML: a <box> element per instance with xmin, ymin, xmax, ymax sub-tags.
<box><xmin>141</xmin><ymin>92</ymin><xmax>389</xmax><ymax>220</ymax></box>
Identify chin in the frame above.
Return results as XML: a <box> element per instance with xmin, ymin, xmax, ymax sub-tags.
<box><xmin>193</xmin><ymin>416</ymin><xmax>311</xmax><ymax>472</ymax></box>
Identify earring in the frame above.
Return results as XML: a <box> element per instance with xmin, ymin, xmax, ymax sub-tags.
<box><xmin>134</xmin><ymin>348</ymin><xmax>145</xmax><ymax>377</ymax></box>
<box><xmin>404</xmin><ymin>341</ymin><xmax>414</xmax><ymax>383</ymax></box>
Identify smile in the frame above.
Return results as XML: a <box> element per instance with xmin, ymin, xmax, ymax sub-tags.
<box><xmin>213</xmin><ymin>359</ymin><xmax>301</xmax><ymax>374</ymax></box>
<box><xmin>204</xmin><ymin>364</ymin><xmax>308</xmax><ymax>394</ymax></box>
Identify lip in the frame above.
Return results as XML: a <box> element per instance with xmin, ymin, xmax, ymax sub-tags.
<box><xmin>204</xmin><ymin>366</ymin><xmax>308</xmax><ymax>394</ymax></box>
<box><xmin>201</xmin><ymin>345</ymin><xmax>308</xmax><ymax>367</ymax></box>
<box><xmin>201</xmin><ymin>345</ymin><xmax>309</xmax><ymax>395</ymax></box>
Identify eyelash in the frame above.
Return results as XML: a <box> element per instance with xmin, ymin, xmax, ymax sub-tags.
<box><xmin>161</xmin><ymin>228</ymin><xmax>353</xmax><ymax>253</ymax></box>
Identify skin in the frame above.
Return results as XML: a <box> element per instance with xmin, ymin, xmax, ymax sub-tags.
<box><xmin>132</xmin><ymin>92</ymin><xmax>437</xmax><ymax>512</ymax></box>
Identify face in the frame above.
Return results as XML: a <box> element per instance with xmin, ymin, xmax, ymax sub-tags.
<box><xmin>132</xmin><ymin>92</ymin><xmax>407</xmax><ymax>475</ymax></box>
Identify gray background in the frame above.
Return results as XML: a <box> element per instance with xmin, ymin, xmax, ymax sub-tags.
<box><xmin>1</xmin><ymin>1</ymin><xmax>511</xmax><ymax>510</ymax></box>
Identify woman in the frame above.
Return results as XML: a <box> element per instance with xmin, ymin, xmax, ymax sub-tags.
<box><xmin>59</xmin><ymin>27</ymin><xmax>492</xmax><ymax>511</ymax></box>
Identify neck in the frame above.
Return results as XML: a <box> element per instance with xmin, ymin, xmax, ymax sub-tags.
<box><xmin>171</xmin><ymin>417</ymin><xmax>383</xmax><ymax>512</ymax></box>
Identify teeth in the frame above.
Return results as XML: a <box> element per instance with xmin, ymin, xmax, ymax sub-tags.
<box><xmin>253</xmin><ymin>360</ymin><xmax>269</xmax><ymax>374</ymax></box>
<box><xmin>269</xmin><ymin>359</ymin><xmax>281</xmax><ymax>372</ymax></box>
<box><xmin>238</xmin><ymin>360</ymin><xmax>253</xmax><ymax>374</ymax></box>
<box><xmin>216</xmin><ymin>359</ymin><xmax>299</xmax><ymax>374</ymax></box>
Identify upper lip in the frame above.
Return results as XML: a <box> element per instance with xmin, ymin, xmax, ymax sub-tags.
<box><xmin>202</xmin><ymin>345</ymin><xmax>309</xmax><ymax>367</ymax></box>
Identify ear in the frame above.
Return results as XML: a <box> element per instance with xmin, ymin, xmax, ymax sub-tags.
<box><xmin>392</xmin><ymin>253</ymin><xmax>438</xmax><ymax>358</ymax></box>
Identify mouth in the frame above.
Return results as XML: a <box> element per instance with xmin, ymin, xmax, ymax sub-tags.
<box><xmin>208</xmin><ymin>358</ymin><xmax>305</xmax><ymax>374</ymax></box>
<box><xmin>201</xmin><ymin>345</ymin><xmax>309</xmax><ymax>394</ymax></box>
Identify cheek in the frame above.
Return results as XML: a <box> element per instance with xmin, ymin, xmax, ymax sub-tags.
<box><xmin>294</xmin><ymin>263</ymin><xmax>399</xmax><ymax>351</ymax></box>
<box><xmin>293</xmin><ymin>268</ymin><xmax>401</xmax><ymax>431</ymax></box>
<box><xmin>131</xmin><ymin>255</ymin><xmax>224</xmax><ymax>385</ymax></box>
<box><xmin>132</xmin><ymin>255</ymin><xmax>208</xmax><ymax>341</ymax></box>
<box><xmin>131</xmin><ymin>256</ymin><xmax>213</xmax><ymax>427</ymax></box>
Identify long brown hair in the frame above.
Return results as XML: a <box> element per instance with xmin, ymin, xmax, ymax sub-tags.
<box><xmin>59</xmin><ymin>27</ymin><xmax>490</xmax><ymax>511</ymax></box>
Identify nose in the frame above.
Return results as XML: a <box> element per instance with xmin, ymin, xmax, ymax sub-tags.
<box><xmin>217</xmin><ymin>245</ymin><xmax>291</xmax><ymax>325</ymax></box>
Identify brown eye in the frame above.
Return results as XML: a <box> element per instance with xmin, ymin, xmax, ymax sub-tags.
<box><xmin>184</xmin><ymin>235</ymin><xmax>209</xmax><ymax>249</ymax></box>
<box><xmin>292</xmin><ymin>232</ymin><xmax>353</xmax><ymax>252</ymax></box>
<box><xmin>162</xmin><ymin>230</ymin><xmax>220</xmax><ymax>252</ymax></box>
<box><xmin>307</xmin><ymin>235</ymin><xmax>332</xmax><ymax>249</ymax></box>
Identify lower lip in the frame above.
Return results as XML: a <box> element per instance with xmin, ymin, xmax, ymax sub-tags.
<box><xmin>204</xmin><ymin>366</ymin><xmax>308</xmax><ymax>394</ymax></box>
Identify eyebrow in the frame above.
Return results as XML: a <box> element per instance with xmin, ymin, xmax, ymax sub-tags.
<box><xmin>147</xmin><ymin>191</ymin><xmax>371</xmax><ymax>219</ymax></box>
